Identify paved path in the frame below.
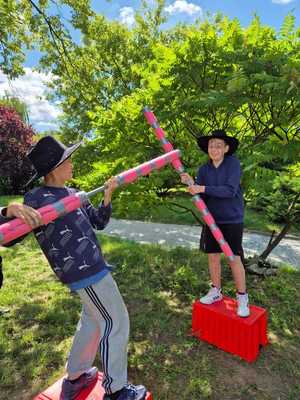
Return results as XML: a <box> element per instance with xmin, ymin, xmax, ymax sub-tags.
<box><xmin>102</xmin><ymin>218</ymin><xmax>300</xmax><ymax>269</ymax></box>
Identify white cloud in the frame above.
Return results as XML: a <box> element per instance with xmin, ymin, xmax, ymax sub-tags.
<box><xmin>164</xmin><ymin>0</ymin><xmax>202</xmax><ymax>16</ymax></box>
<box><xmin>0</xmin><ymin>68</ymin><xmax>61</xmax><ymax>132</ymax></box>
<box><xmin>119</xmin><ymin>7</ymin><xmax>135</xmax><ymax>27</ymax></box>
<box><xmin>272</xmin><ymin>0</ymin><xmax>294</xmax><ymax>4</ymax></box>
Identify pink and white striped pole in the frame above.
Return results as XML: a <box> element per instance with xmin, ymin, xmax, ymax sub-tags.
<box><xmin>0</xmin><ymin>150</ymin><xmax>180</xmax><ymax>246</ymax></box>
<box><xmin>143</xmin><ymin>106</ymin><xmax>235</xmax><ymax>261</ymax></box>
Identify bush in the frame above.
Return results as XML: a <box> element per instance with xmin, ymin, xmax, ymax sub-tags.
<box><xmin>0</xmin><ymin>105</ymin><xmax>35</xmax><ymax>194</ymax></box>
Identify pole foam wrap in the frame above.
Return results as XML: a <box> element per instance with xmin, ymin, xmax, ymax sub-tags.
<box><xmin>144</xmin><ymin>108</ymin><xmax>184</xmax><ymax>173</ymax></box>
<box><xmin>0</xmin><ymin>150</ymin><xmax>180</xmax><ymax>246</ymax></box>
<box><xmin>0</xmin><ymin>194</ymin><xmax>83</xmax><ymax>246</ymax></box>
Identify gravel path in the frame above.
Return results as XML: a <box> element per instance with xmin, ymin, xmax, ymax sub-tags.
<box><xmin>102</xmin><ymin>218</ymin><xmax>300</xmax><ymax>270</ymax></box>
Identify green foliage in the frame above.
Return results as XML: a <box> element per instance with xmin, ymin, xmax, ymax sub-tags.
<box><xmin>2</xmin><ymin>2</ymin><xmax>299</xmax><ymax>242</ymax></box>
<box><xmin>0</xmin><ymin>105</ymin><xmax>35</xmax><ymax>194</ymax></box>
<box><xmin>0</xmin><ymin>0</ymin><xmax>93</xmax><ymax>78</ymax></box>
<box><xmin>0</xmin><ymin>94</ymin><xmax>29</xmax><ymax>124</ymax></box>
<box><xmin>55</xmin><ymin>11</ymin><xmax>299</xmax><ymax>236</ymax></box>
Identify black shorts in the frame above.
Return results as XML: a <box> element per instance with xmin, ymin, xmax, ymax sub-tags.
<box><xmin>200</xmin><ymin>223</ymin><xmax>243</xmax><ymax>256</ymax></box>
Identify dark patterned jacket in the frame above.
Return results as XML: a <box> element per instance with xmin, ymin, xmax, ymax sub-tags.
<box><xmin>24</xmin><ymin>186</ymin><xmax>112</xmax><ymax>290</ymax></box>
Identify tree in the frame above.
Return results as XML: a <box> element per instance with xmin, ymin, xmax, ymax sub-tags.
<box><xmin>0</xmin><ymin>105</ymin><xmax>35</xmax><ymax>194</ymax></box>
<box><xmin>3</xmin><ymin>1</ymin><xmax>298</xmax><ymax>265</ymax></box>
<box><xmin>0</xmin><ymin>0</ymin><xmax>93</xmax><ymax>78</ymax></box>
<box><xmin>0</xmin><ymin>94</ymin><xmax>30</xmax><ymax>123</ymax></box>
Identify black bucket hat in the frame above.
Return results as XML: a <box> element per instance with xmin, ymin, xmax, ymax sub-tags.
<box><xmin>26</xmin><ymin>136</ymin><xmax>81</xmax><ymax>186</ymax></box>
<box><xmin>197</xmin><ymin>129</ymin><xmax>239</xmax><ymax>155</ymax></box>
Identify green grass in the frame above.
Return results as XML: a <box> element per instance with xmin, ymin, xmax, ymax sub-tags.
<box><xmin>0</xmin><ymin>195</ymin><xmax>23</xmax><ymax>206</ymax></box>
<box><xmin>0</xmin><ymin>235</ymin><xmax>299</xmax><ymax>399</ymax></box>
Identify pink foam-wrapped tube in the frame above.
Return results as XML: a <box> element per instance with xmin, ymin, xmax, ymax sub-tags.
<box><xmin>116</xmin><ymin>150</ymin><xmax>180</xmax><ymax>185</ymax></box>
<box><xmin>202</xmin><ymin>213</ymin><xmax>215</xmax><ymax>226</ymax></box>
<box><xmin>172</xmin><ymin>158</ymin><xmax>184</xmax><ymax>172</ymax></box>
<box><xmin>162</xmin><ymin>143</ymin><xmax>173</xmax><ymax>152</ymax></box>
<box><xmin>155</xmin><ymin>128</ymin><xmax>166</xmax><ymax>141</ymax></box>
<box><xmin>61</xmin><ymin>196</ymin><xmax>82</xmax><ymax>213</ymax></box>
<box><xmin>144</xmin><ymin>110</ymin><xmax>156</xmax><ymax>125</ymax></box>
<box><xmin>121</xmin><ymin>169</ymin><xmax>138</xmax><ymax>184</ymax></box>
<box><xmin>1</xmin><ymin>150</ymin><xmax>181</xmax><ymax>246</ymax></box>
<box><xmin>193</xmin><ymin>198</ymin><xmax>206</xmax><ymax>211</ymax></box>
<box><xmin>213</xmin><ymin>229</ymin><xmax>223</xmax><ymax>241</ymax></box>
<box><xmin>139</xmin><ymin>163</ymin><xmax>152</xmax><ymax>175</ymax></box>
<box><xmin>0</xmin><ymin>194</ymin><xmax>84</xmax><ymax>245</ymax></box>
<box><xmin>221</xmin><ymin>243</ymin><xmax>233</xmax><ymax>258</ymax></box>
<box><xmin>155</xmin><ymin>157</ymin><xmax>168</xmax><ymax>169</ymax></box>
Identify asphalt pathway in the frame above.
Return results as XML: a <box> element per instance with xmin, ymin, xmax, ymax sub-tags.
<box><xmin>102</xmin><ymin>218</ymin><xmax>300</xmax><ymax>270</ymax></box>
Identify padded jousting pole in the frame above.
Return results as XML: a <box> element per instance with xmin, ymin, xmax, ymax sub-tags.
<box><xmin>143</xmin><ymin>107</ymin><xmax>235</xmax><ymax>261</ymax></box>
<box><xmin>0</xmin><ymin>149</ymin><xmax>181</xmax><ymax>246</ymax></box>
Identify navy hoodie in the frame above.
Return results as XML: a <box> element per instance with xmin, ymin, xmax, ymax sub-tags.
<box><xmin>195</xmin><ymin>155</ymin><xmax>244</xmax><ymax>224</ymax></box>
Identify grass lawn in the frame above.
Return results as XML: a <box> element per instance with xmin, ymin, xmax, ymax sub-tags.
<box><xmin>0</xmin><ymin>195</ymin><xmax>23</xmax><ymax>205</ymax></box>
<box><xmin>0</xmin><ymin>234</ymin><xmax>299</xmax><ymax>400</ymax></box>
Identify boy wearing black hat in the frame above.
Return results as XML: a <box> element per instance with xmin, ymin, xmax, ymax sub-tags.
<box><xmin>181</xmin><ymin>130</ymin><xmax>249</xmax><ymax>317</ymax></box>
<box><xmin>24</xmin><ymin>136</ymin><xmax>147</xmax><ymax>400</ymax></box>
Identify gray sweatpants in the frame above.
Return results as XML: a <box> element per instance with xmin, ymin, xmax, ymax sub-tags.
<box><xmin>66</xmin><ymin>273</ymin><xmax>130</xmax><ymax>395</ymax></box>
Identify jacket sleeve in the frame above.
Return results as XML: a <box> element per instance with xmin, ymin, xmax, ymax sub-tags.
<box><xmin>204</xmin><ymin>158</ymin><xmax>242</xmax><ymax>199</ymax></box>
<box><xmin>195</xmin><ymin>166</ymin><xmax>208</xmax><ymax>201</ymax></box>
<box><xmin>83</xmin><ymin>199</ymin><xmax>112</xmax><ymax>230</ymax></box>
<box><xmin>0</xmin><ymin>207</ymin><xmax>7</xmax><ymax>223</ymax></box>
<box><xmin>195</xmin><ymin>166</ymin><xmax>205</xmax><ymax>185</ymax></box>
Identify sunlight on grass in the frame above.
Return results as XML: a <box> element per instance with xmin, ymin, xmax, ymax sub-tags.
<box><xmin>0</xmin><ymin>235</ymin><xmax>299</xmax><ymax>399</ymax></box>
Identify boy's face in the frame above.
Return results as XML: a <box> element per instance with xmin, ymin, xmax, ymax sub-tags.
<box><xmin>208</xmin><ymin>138</ymin><xmax>229</xmax><ymax>162</ymax></box>
<box><xmin>52</xmin><ymin>158</ymin><xmax>73</xmax><ymax>182</ymax></box>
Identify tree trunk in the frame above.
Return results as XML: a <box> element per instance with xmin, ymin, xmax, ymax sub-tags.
<box><xmin>259</xmin><ymin>219</ymin><xmax>294</xmax><ymax>260</ymax></box>
<box><xmin>259</xmin><ymin>192</ymin><xmax>299</xmax><ymax>260</ymax></box>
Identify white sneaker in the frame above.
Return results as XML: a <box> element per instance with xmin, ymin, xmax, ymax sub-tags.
<box><xmin>200</xmin><ymin>286</ymin><xmax>223</xmax><ymax>304</ymax></box>
<box><xmin>237</xmin><ymin>293</ymin><xmax>250</xmax><ymax>317</ymax></box>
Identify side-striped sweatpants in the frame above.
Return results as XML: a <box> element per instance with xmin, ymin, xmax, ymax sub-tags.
<box><xmin>66</xmin><ymin>273</ymin><xmax>130</xmax><ymax>394</ymax></box>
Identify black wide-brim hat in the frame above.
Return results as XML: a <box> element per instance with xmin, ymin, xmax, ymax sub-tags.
<box><xmin>197</xmin><ymin>129</ymin><xmax>239</xmax><ymax>155</ymax></box>
<box><xmin>25</xmin><ymin>135</ymin><xmax>82</xmax><ymax>186</ymax></box>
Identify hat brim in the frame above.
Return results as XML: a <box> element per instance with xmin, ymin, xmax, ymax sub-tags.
<box><xmin>197</xmin><ymin>136</ymin><xmax>239</xmax><ymax>155</ymax></box>
<box><xmin>25</xmin><ymin>141</ymin><xmax>82</xmax><ymax>186</ymax></box>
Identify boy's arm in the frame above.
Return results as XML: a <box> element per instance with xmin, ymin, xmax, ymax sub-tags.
<box><xmin>190</xmin><ymin>166</ymin><xmax>207</xmax><ymax>199</ymax></box>
<box><xmin>0</xmin><ymin>207</ymin><xmax>7</xmax><ymax>223</ymax></box>
<box><xmin>0</xmin><ymin>201</ymin><xmax>42</xmax><ymax>247</ymax></box>
<box><xmin>84</xmin><ymin>176</ymin><xmax>117</xmax><ymax>230</ymax></box>
<box><xmin>195</xmin><ymin>166</ymin><xmax>205</xmax><ymax>185</ymax></box>
<box><xmin>84</xmin><ymin>200</ymin><xmax>112</xmax><ymax>230</ymax></box>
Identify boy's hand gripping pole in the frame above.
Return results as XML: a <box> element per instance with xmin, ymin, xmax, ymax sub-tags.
<box><xmin>0</xmin><ymin>150</ymin><xmax>181</xmax><ymax>246</ymax></box>
<box><xmin>143</xmin><ymin>107</ymin><xmax>235</xmax><ymax>261</ymax></box>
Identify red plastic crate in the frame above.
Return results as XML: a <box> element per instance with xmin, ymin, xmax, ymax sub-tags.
<box><xmin>34</xmin><ymin>372</ymin><xmax>153</xmax><ymax>400</ymax></box>
<box><xmin>192</xmin><ymin>296</ymin><xmax>268</xmax><ymax>362</ymax></box>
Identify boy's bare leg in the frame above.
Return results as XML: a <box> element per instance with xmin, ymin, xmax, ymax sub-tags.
<box><xmin>208</xmin><ymin>253</ymin><xmax>222</xmax><ymax>289</ymax></box>
<box><xmin>228</xmin><ymin>256</ymin><xmax>246</xmax><ymax>293</ymax></box>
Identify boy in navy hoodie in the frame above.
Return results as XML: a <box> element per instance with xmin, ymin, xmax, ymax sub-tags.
<box><xmin>181</xmin><ymin>130</ymin><xmax>249</xmax><ymax>318</ymax></box>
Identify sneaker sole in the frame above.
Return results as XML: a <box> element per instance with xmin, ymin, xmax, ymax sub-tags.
<box><xmin>237</xmin><ymin>312</ymin><xmax>250</xmax><ymax>318</ymax></box>
<box><xmin>200</xmin><ymin>297</ymin><xmax>223</xmax><ymax>305</ymax></box>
